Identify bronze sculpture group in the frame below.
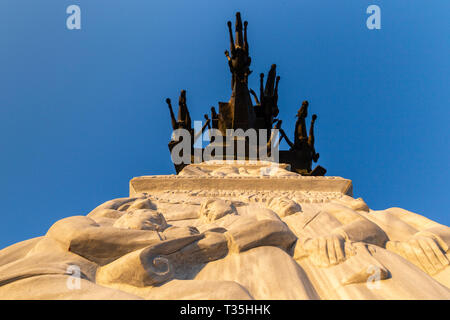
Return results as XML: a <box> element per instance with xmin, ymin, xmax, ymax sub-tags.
<box><xmin>165</xmin><ymin>12</ymin><xmax>326</xmax><ymax>176</ymax></box>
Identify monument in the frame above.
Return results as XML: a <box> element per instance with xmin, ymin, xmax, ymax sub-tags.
<box><xmin>165</xmin><ymin>12</ymin><xmax>325</xmax><ymax>175</ymax></box>
<box><xmin>0</xmin><ymin>13</ymin><xmax>449</xmax><ymax>300</ymax></box>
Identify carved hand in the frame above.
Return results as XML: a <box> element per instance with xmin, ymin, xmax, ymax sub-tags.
<box><xmin>295</xmin><ymin>231</ymin><xmax>354</xmax><ymax>267</ymax></box>
<box><xmin>386</xmin><ymin>233</ymin><xmax>449</xmax><ymax>275</ymax></box>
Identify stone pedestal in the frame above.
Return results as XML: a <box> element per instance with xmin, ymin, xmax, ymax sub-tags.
<box><xmin>130</xmin><ymin>161</ymin><xmax>352</xmax><ymax>197</ymax></box>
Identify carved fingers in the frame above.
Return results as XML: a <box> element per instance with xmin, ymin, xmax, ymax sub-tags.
<box><xmin>298</xmin><ymin>233</ymin><xmax>350</xmax><ymax>267</ymax></box>
<box><xmin>387</xmin><ymin>235</ymin><xmax>449</xmax><ymax>275</ymax></box>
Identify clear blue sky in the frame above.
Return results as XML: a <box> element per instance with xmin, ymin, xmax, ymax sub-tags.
<box><xmin>0</xmin><ymin>1</ymin><xmax>449</xmax><ymax>249</ymax></box>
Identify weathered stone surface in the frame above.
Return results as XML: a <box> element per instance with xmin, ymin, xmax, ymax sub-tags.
<box><xmin>0</xmin><ymin>237</ymin><xmax>43</xmax><ymax>267</ymax></box>
<box><xmin>0</xmin><ymin>162</ymin><xmax>449</xmax><ymax>299</ymax></box>
<box><xmin>227</xmin><ymin>219</ymin><xmax>297</xmax><ymax>253</ymax></box>
<box><xmin>0</xmin><ymin>275</ymin><xmax>141</xmax><ymax>300</ymax></box>
<box><xmin>267</xmin><ymin>196</ymin><xmax>302</xmax><ymax>217</ymax></box>
<box><xmin>113</xmin><ymin>209</ymin><xmax>168</xmax><ymax>231</ymax></box>
<box><xmin>102</xmin><ymin>279</ymin><xmax>253</xmax><ymax>300</ymax></box>
<box><xmin>130</xmin><ymin>162</ymin><xmax>353</xmax><ymax>196</ymax></box>
<box><xmin>200</xmin><ymin>199</ymin><xmax>237</xmax><ymax>222</ymax></box>
<box><xmin>45</xmin><ymin>216</ymin><xmax>164</xmax><ymax>265</ymax></box>
<box><xmin>0</xmin><ymin>237</ymin><xmax>97</xmax><ymax>287</ymax></box>
<box><xmin>130</xmin><ymin>175</ymin><xmax>353</xmax><ymax>196</ymax></box>
<box><xmin>96</xmin><ymin>235</ymin><xmax>203</xmax><ymax>287</ymax></box>
<box><xmin>195</xmin><ymin>246</ymin><xmax>320</xmax><ymax>299</ymax></box>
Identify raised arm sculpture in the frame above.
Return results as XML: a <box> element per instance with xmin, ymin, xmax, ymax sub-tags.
<box><xmin>277</xmin><ymin>100</ymin><xmax>324</xmax><ymax>175</ymax></box>
<box><xmin>309</xmin><ymin>114</ymin><xmax>319</xmax><ymax>162</ymax></box>
<box><xmin>294</xmin><ymin>100</ymin><xmax>309</xmax><ymax>147</ymax></box>
<box><xmin>224</xmin><ymin>12</ymin><xmax>251</xmax><ymax>89</ymax></box>
<box><xmin>219</xmin><ymin>12</ymin><xmax>256</xmax><ymax>133</ymax></box>
<box><xmin>163</xmin><ymin>12</ymin><xmax>326</xmax><ymax>175</ymax></box>
<box><xmin>177</xmin><ymin>90</ymin><xmax>191</xmax><ymax>130</ymax></box>
<box><xmin>210</xmin><ymin>107</ymin><xmax>219</xmax><ymax>129</ymax></box>
<box><xmin>165</xmin><ymin>90</ymin><xmax>211</xmax><ymax>172</ymax></box>
<box><xmin>250</xmin><ymin>64</ymin><xmax>280</xmax><ymax>131</ymax></box>
<box><xmin>165</xmin><ymin>90</ymin><xmax>192</xmax><ymax>131</ymax></box>
<box><xmin>165</xmin><ymin>91</ymin><xmax>194</xmax><ymax>162</ymax></box>
<box><xmin>293</xmin><ymin>100</ymin><xmax>319</xmax><ymax>160</ymax></box>
<box><xmin>165</xmin><ymin>98</ymin><xmax>177</xmax><ymax>130</ymax></box>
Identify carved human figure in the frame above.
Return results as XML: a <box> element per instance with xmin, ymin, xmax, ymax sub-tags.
<box><xmin>284</xmin><ymin>199</ymin><xmax>389</xmax><ymax>268</ymax></box>
<box><xmin>267</xmin><ymin>196</ymin><xmax>302</xmax><ymax>218</ymax></box>
<box><xmin>359</xmin><ymin>206</ymin><xmax>450</xmax><ymax>277</ymax></box>
<box><xmin>200</xmin><ymin>199</ymin><xmax>237</xmax><ymax>222</ymax></box>
<box><xmin>113</xmin><ymin>209</ymin><xmax>168</xmax><ymax>231</ymax></box>
<box><xmin>92</xmin><ymin>197</ymin><xmax>298</xmax><ymax>289</ymax></box>
<box><xmin>329</xmin><ymin>196</ymin><xmax>449</xmax><ymax>278</ymax></box>
<box><xmin>3</xmin><ymin>191</ymin><xmax>449</xmax><ymax>299</ymax></box>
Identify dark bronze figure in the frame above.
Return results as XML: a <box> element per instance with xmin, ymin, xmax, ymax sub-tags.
<box><xmin>219</xmin><ymin>12</ymin><xmax>255</xmax><ymax>133</ymax></box>
<box><xmin>309</xmin><ymin>114</ymin><xmax>319</xmax><ymax>163</ymax></box>
<box><xmin>165</xmin><ymin>90</ymin><xmax>210</xmax><ymax>173</ymax></box>
<box><xmin>292</xmin><ymin>100</ymin><xmax>318</xmax><ymax>161</ymax></box>
<box><xmin>210</xmin><ymin>107</ymin><xmax>219</xmax><ymax>129</ymax></box>
<box><xmin>165</xmin><ymin>98</ymin><xmax>177</xmax><ymax>130</ymax></box>
<box><xmin>164</xmin><ymin>12</ymin><xmax>326</xmax><ymax>176</ymax></box>
<box><xmin>277</xmin><ymin>100</ymin><xmax>324</xmax><ymax>175</ymax></box>
<box><xmin>250</xmin><ymin>64</ymin><xmax>280</xmax><ymax>132</ymax></box>
<box><xmin>165</xmin><ymin>90</ymin><xmax>192</xmax><ymax>131</ymax></box>
<box><xmin>294</xmin><ymin>100</ymin><xmax>309</xmax><ymax>147</ymax></box>
<box><xmin>225</xmin><ymin>13</ymin><xmax>251</xmax><ymax>88</ymax></box>
<box><xmin>177</xmin><ymin>90</ymin><xmax>191</xmax><ymax>130</ymax></box>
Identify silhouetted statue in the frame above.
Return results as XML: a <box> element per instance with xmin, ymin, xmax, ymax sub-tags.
<box><xmin>165</xmin><ymin>90</ymin><xmax>210</xmax><ymax>173</ymax></box>
<box><xmin>225</xmin><ymin>13</ymin><xmax>251</xmax><ymax>88</ymax></box>
<box><xmin>250</xmin><ymin>64</ymin><xmax>280</xmax><ymax>131</ymax></box>
<box><xmin>165</xmin><ymin>98</ymin><xmax>177</xmax><ymax>130</ymax></box>
<box><xmin>210</xmin><ymin>107</ymin><xmax>219</xmax><ymax>129</ymax></box>
<box><xmin>293</xmin><ymin>100</ymin><xmax>318</xmax><ymax>160</ymax></box>
<box><xmin>309</xmin><ymin>114</ymin><xmax>319</xmax><ymax>162</ymax></box>
<box><xmin>294</xmin><ymin>100</ymin><xmax>309</xmax><ymax>147</ymax></box>
<box><xmin>177</xmin><ymin>90</ymin><xmax>191</xmax><ymax>130</ymax></box>
<box><xmin>164</xmin><ymin>12</ymin><xmax>326</xmax><ymax>176</ymax></box>
<box><xmin>165</xmin><ymin>90</ymin><xmax>192</xmax><ymax>131</ymax></box>
<box><xmin>204</xmin><ymin>114</ymin><xmax>211</xmax><ymax>129</ymax></box>
<box><xmin>276</xmin><ymin>100</ymin><xmax>323</xmax><ymax>175</ymax></box>
<box><xmin>165</xmin><ymin>90</ymin><xmax>210</xmax><ymax>142</ymax></box>
<box><xmin>219</xmin><ymin>12</ymin><xmax>255</xmax><ymax>133</ymax></box>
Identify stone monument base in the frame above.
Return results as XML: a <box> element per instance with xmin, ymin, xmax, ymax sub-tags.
<box><xmin>0</xmin><ymin>161</ymin><xmax>449</xmax><ymax>300</ymax></box>
<box><xmin>130</xmin><ymin>161</ymin><xmax>352</xmax><ymax>197</ymax></box>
